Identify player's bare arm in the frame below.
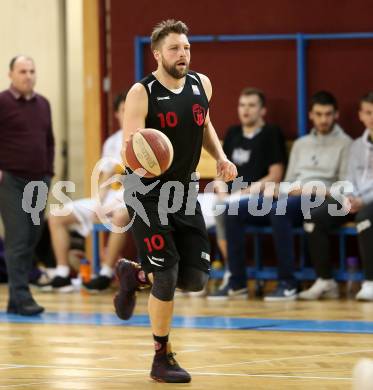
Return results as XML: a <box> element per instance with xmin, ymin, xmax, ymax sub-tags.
<box><xmin>198</xmin><ymin>73</ymin><xmax>237</xmax><ymax>182</ymax></box>
<box><xmin>121</xmin><ymin>83</ymin><xmax>148</xmax><ymax>164</ymax></box>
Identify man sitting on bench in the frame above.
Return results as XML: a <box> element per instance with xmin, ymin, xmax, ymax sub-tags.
<box><xmin>264</xmin><ymin>91</ymin><xmax>352</xmax><ymax>301</ymax></box>
<box><xmin>300</xmin><ymin>92</ymin><xmax>373</xmax><ymax>301</ymax></box>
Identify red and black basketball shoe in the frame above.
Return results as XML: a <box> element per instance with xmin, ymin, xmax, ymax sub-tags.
<box><xmin>113</xmin><ymin>259</ymin><xmax>149</xmax><ymax>320</ymax></box>
<box><xmin>150</xmin><ymin>343</ymin><xmax>191</xmax><ymax>383</ymax></box>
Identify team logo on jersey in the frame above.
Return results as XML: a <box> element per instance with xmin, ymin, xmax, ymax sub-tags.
<box><xmin>147</xmin><ymin>255</ymin><xmax>165</xmax><ymax>267</ymax></box>
<box><xmin>192</xmin><ymin>104</ymin><xmax>206</xmax><ymax>126</ymax></box>
<box><xmin>157</xmin><ymin>96</ymin><xmax>170</xmax><ymax>101</ymax></box>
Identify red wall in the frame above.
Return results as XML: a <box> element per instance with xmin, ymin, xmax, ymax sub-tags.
<box><xmin>107</xmin><ymin>0</ymin><xmax>373</xmax><ymax>139</ymax></box>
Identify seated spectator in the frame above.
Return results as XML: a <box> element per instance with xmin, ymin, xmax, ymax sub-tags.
<box><xmin>300</xmin><ymin>92</ymin><xmax>373</xmax><ymax>301</ymax></box>
<box><xmin>208</xmin><ymin>87</ymin><xmax>287</xmax><ymax>299</ymax></box>
<box><xmin>46</xmin><ymin>92</ymin><xmax>129</xmax><ymax>292</ymax></box>
<box><xmin>264</xmin><ymin>91</ymin><xmax>352</xmax><ymax>301</ymax></box>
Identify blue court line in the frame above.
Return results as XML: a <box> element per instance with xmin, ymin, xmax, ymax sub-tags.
<box><xmin>1</xmin><ymin>312</ymin><xmax>373</xmax><ymax>334</ymax></box>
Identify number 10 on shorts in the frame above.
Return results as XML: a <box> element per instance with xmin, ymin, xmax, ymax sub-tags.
<box><xmin>144</xmin><ymin>234</ymin><xmax>165</xmax><ymax>253</ymax></box>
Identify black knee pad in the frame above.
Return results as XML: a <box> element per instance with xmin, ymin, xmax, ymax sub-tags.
<box><xmin>151</xmin><ymin>263</ymin><xmax>179</xmax><ymax>301</ymax></box>
<box><xmin>177</xmin><ymin>267</ymin><xmax>209</xmax><ymax>292</ymax></box>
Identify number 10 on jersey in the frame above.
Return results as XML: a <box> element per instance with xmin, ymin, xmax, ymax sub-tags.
<box><xmin>157</xmin><ymin>112</ymin><xmax>178</xmax><ymax>128</ymax></box>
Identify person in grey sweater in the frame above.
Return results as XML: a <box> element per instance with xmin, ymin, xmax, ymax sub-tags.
<box><xmin>264</xmin><ymin>91</ymin><xmax>352</xmax><ymax>301</ymax></box>
<box><xmin>300</xmin><ymin>92</ymin><xmax>373</xmax><ymax>301</ymax></box>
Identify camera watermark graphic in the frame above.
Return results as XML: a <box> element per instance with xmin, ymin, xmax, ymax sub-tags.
<box><xmin>21</xmin><ymin>156</ymin><xmax>356</xmax><ymax>231</ymax></box>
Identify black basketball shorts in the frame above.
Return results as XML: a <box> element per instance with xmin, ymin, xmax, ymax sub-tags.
<box><xmin>127</xmin><ymin>198</ymin><xmax>211</xmax><ymax>275</ymax></box>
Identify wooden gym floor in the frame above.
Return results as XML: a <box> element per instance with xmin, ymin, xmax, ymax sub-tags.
<box><xmin>0</xmin><ymin>284</ymin><xmax>373</xmax><ymax>389</ymax></box>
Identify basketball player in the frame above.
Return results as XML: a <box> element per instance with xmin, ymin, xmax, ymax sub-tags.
<box><xmin>114</xmin><ymin>20</ymin><xmax>237</xmax><ymax>383</ymax></box>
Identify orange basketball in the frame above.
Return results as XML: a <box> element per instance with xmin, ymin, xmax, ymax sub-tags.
<box><xmin>125</xmin><ymin>128</ymin><xmax>174</xmax><ymax>178</ymax></box>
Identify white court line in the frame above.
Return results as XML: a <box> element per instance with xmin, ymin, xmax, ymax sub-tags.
<box><xmin>0</xmin><ymin>362</ymin><xmax>353</xmax><ymax>383</ymax></box>
<box><xmin>190</xmin><ymin>371</ymin><xmax>351</xmax><ymax>381</ymax></box>
<box><xmin>0</xmin><ymin>372</ymin><xmax>145</xmax><ymax>388</ymax></box>
<box><xmin>0</xmin><ymin>348</ymin><xmax>365</xmax><ymax>386</ymax></box>
<box><xmin>0</xmin><ymin>337</ymin><xmax>23</xmax><ymax>341</ymax></box>
<box><xmin>190</xmin><ymin>348</ymin><xmax>373</xmax><ymax>370</ymax></box>
<box><xmin>0</xmin><ymin>365</ymin><xmax>20</xmax><ymax>371</ymax></box>
<box><xmin>0</xmin><ymin>369</ymin><xmax>351</xmax><ymax>387</ymax></box>
<box><xmin>2</xmin><ymin>347</ymin><xmax>372</xmax><ymax>374</ymax></box>
<box><xmin>97</xmin><ymin>357</ymin><xmax>118</xmax><ymax>361</ymax></box>
<box><xmin>90</xmin><ymin>340</ymin><xmax>117</xmax><ymax>345</ymax></box>
<box><xmin>0</xmin><ymin>363</ymin><xmax>148</xmax><ymax>373</ymax></box>
<box><xmin>0</xmin><ymin>381</ymin><xmax>62</xmax><ymax>389</ymax></box>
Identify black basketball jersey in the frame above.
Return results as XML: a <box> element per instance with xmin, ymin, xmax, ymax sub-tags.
<box><xmin>138</xmin><ymin>71</ymin><xmax>209</xmax><ymax>184</ymax></box>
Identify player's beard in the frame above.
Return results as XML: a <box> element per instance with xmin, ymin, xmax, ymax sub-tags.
<box><xmin>162</xmin><ymin>58</ymin><xmax>189</xmax><ymax>79</ymax></box>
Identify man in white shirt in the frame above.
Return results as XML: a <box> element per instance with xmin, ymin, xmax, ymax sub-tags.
<box><xmin>46</xmin><ymin>92</ymin><xmax>129</xmax><ymax>292</ymax></box>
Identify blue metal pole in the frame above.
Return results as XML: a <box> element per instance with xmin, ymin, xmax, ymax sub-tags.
<box><xmin>138</xmin><ymin>32</ymin><xmax>373</xmax><ymax>44</ymax></box>
<box><xmin>134</xmin><ymin>36</ymin><xmax>144</xmax><ymax>81</ymax></box>
<box><xmin>139</xmin><ymin>36</ymin><xmax>216</xmax><ymax>44</ymax></box>
<box><xmin>296</xmin><ymin>33</ymin><xmax>307</xmax><ymax>137</ymax></box>
<box><xmin>189</xmin><ymin>35</ymin><xmax>215</xmax><ymax>42</ymax></box>
<box><xmin>305</xmin><ymin>32</ymin><xmax>373</xmax><ymax>40</ymax></box>
<box><xmin>219</xmin><ymin>34</ymin><xmax>296</xmax><ymax>42</ymax></box>
<box><xmin>92</xmin><ymin>228</ymin><xmax>100</xmax><ymax>274</ymax></box>
<box><xmin>135</xmin><ymin>32</ymin><xmax>373</xmax><ymax>137</ymax></box>
<box><xmin>139</xmin><ymin>37</ymin><xmax>151</xmax><ymax>44</ymax></box>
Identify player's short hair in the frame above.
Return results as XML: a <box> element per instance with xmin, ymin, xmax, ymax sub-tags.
<box><xmin>113</xmin><ymin>90</ymin><xmax>128</xmax><ymax>112</ymax></box>
<box><xmin>360</xmin><ymin>91</ymin><xmax>373</xmax><ymax>105</ymax></box>
<box><xmin>151</xmin><ymin>19</ymin><xmax>189</xmax><ymax>50</ymax></box>
<box><xmin>240</xmin><ymin>87</ymin><xmax>266</xmax><ymax>107</ymax></box>
<box><xmin>310</xmin><ymin>91</ymin><xmax>338</xmax><ymax>110</ymax></box>
<box><xmin>9</xmin><ymin>55</ymin><xmax>34</xmax><ymax>70</ymax></box>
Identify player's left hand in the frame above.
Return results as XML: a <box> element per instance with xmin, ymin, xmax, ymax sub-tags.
<box><xmin>121</xmin><ymin>132</ymin><xmax>136</xmax><ymax>168</ymax></box>
<box><xmin>217</xmin><ymin>158</ymin><xmax>237</xmax><ymax>182</ymax></box>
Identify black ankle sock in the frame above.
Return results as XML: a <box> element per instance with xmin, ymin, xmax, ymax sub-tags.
<box><xmin>153</xmin><ymin>334</ymin><xmax>169</xmax><ymax>353</ymax></box>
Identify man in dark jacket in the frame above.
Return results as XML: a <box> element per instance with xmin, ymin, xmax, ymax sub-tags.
<box><xmin>0</xmin><ymin>55</ymin><xmax>55</xmax><ymax>315</ymax></box>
